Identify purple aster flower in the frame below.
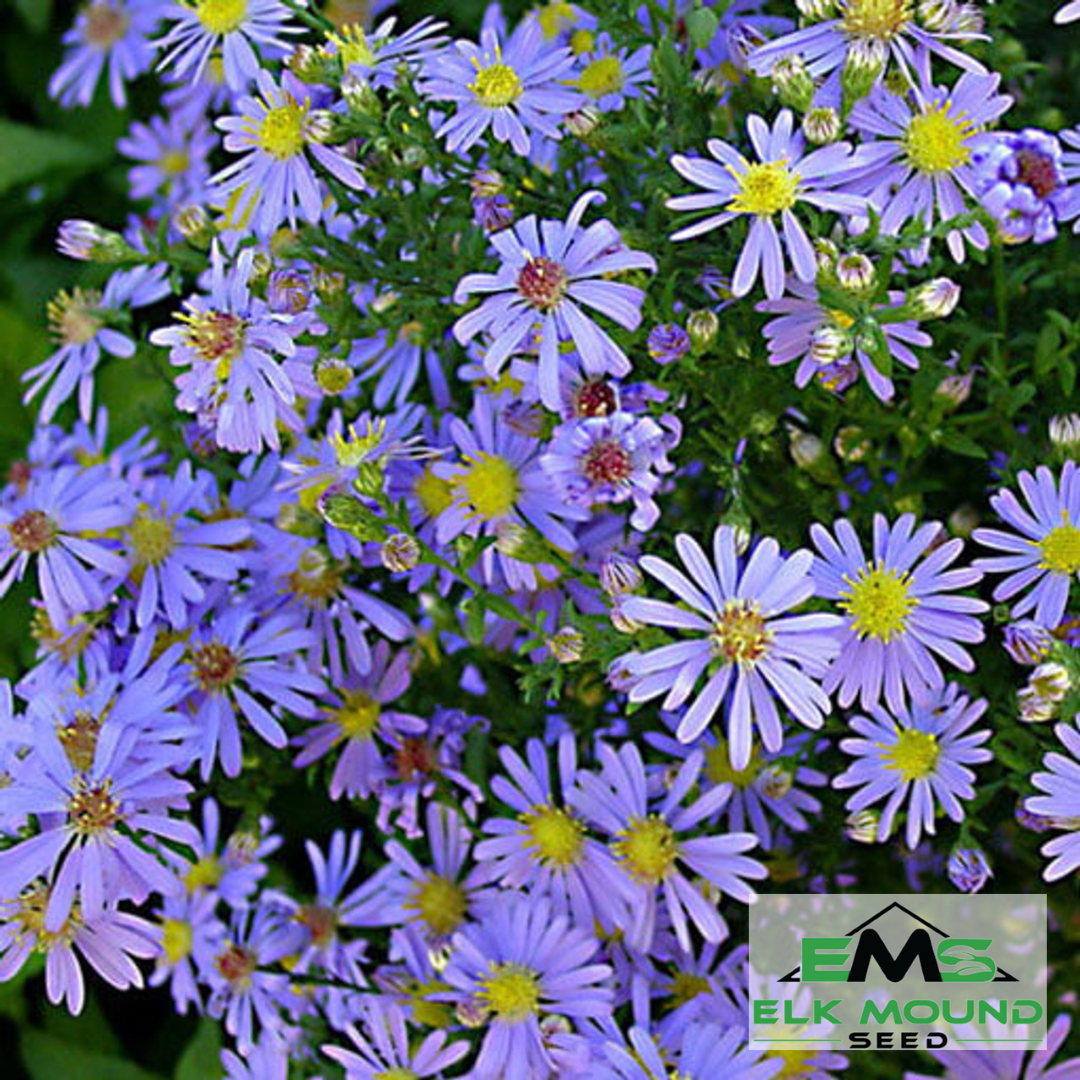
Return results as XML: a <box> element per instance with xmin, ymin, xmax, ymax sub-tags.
<box><xmin>811</xmin><ymin>513</ymin><xmax>988</xmax><ymax>715</ymax></box>
<box><xmin>474</xmin><ymin>733</ymin><xmax>638</xmax><ymax>934</ymax></box>
<box><xmin>432</xmin><ymin>394</ymin><xmax>589</xmax><ymax>590</ymax></box>
<box><xmin>421</xmin><ymin>21</ymin><xmax>583</xmax><ymax>156</ymax></box>
<box><xmin>570</xmin><ymin>742</ymin><xmax>767</xmax><ymax>952</ymax></box>
<box><xmin>1058</xmin><ymin>2</ymin><xmax>1080</xmax><ymax>21</ymax></box>
<box><xmin>223</xmin><ymin>1035</ymin><xmax>289</xmax><ymax>1080</ymax></box>
<box><xmin>0</xmin><ymin>722</ymin><xmax>197</xmax><ymax>932</ymax></box>
<box><xmin>322</xmin><ymin>996</ymin><xmax>470</xmax><ymax>1079</ymax></box>
<box><xmin>155</xmin><ymin>0</ymin><xmax>300</xmax><ymax>90</ymax></box>
<box><xmin>50</xmin><ymin>0</ymin><xmax>158</xmax><ymax>109</ymax></box>
<box><xmin>179</xmin><ymin>605</ymin><xmax>324</xmax><ymax>780</ymax></box>
<box><xmin>323</xmin><ymin>16</ymin><xmax>448</xmax><ymax>90</ymax></box>
<box><xmin>212</xmin><ymin>70</ymin><xmax>365</xmax><ymax>237</ymax></box>
<box><xmin>150</xmin><ymin>891</ymin><xmax>222</xmax><ymax>1014</ymax></box>
<box><xmin>905</xmin><ymin>1013</ymin><xmax>1079</xmax><ymax>1080</ymax></box>
<box><xmin>574</xmin><ymin>33</ymin><xmax>651</xmax><ymax>112</ymax></box>
<box><xmin>439</xmin><ymin>890</ymin><xmax>613</xmax><ymax>1079</ymax></box>
<box><xmin>349</xmin><ymin>327</ymin><xmax>448</xmax><ymax>410</ymax></box>
<box><xmin>0</xmin><ymin>463</ymin><xmax>130</xmax><ymax>628</ymax></box>
<box><xmin>150</xmin><ymin>245</ymin><xmax>309</xmax><ymax>453</ymax></box>
<box><xmin>25</xmin><ymin>265</ymin><xmax>170</xmax><ymax>423</ymax></box>
<box><xmin>758</xmin><ymin>277</ymin><xmax>931</xmax><ymax>402</ymax></box>
<box><xmin>748</xmin><ymin>0</ymin><xmax>986</xmax><ymax>94</ymax></box>
<box><xmin>973</xmin><ymin>462</ymin><xmax>1080</xmax><ymax>630</ymax></box>
<box><xmin>667</xmin><ymin>110</ymin><xmax>867</xmax><ymax>299</ymax></box>
<box><xmin>833</xmin><ymin>682</ymin><xmax>991</xmax><ymax>849</ymax></box>
<box><xmin>453</xmin><ymin>191</ymin><xmax>656</xmax><ymax>409</ymax></box>
<box><xmin>615</xmin><ymin>525</ymin><xmax>842</xmax><ymax>769</ymax></box>
<box><xmin>122</xmin><ymin>461</ymin><xmax>250</xmax><ymax>628</ymax></box>
<box><xmin>971</xmin><ymin>129</ymin><xmax>1074</xmax><ymax>244</ymax></box>
<box><xmin>848</xmin><ymin>72</ymin><xmax>1013</xmax><ymax>262</ymax></box>
<box><xmin>947</xmin><ymin>846</ymin><xmax>992</xmax><ymax>892</ymax></box>
<box><xmin>117</xmin><ymin>112</ymin><xmax>216</xmax><ymax>207</ymax></box>
<box><xmin>647</xmin><ymin>323</ymin><xmax>691</xmax><ymax>365</ymax></box>
<box><xmin>541</xmin><ymin>411</ymin><xmax>673</xmax><ymax>531</ymax></box>
<box><xmin>293</xmin><ymin>642</ymin><xmax>426</xmax><ymax>801</ymax></box>
<box><xmin>596</xmin><ymin>1022</ymin><xmax>781</xmax><ymax>1080</ymax></box>
<box><xmin>1003</xmin><ymin>620</ymin><xmax>1055</xmax><ymax>665</ymax></box>
<box><xmin>1025</xmin><ymin>720</ymin><xmax>1080</xmax><ymax>881</ymax></box>
<box><xmin>0</xmin><ymin>882</ymin><xmax>160</xmax><ymax>1016</ymax></box>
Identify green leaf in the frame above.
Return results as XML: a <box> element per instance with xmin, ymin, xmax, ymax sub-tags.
<box><xmin>0</xmin><ymin>120</ymin><xmax>106</xmax><ymax>198</ymax></box>
<box><xmin>14</xmin><ymin>0</ymin><xmax>52</xmax><ymax>32</ymax></box>
<box><xmin>175</xmin><ymin>1021</ymin><xmax>222</xmax><ymax>1080</ymax></box>
<box><xmin>939</xmin><ymin>430</ymin><xmax>988</xmax><ymax>459</ymax></box>
<box><xmin>21</xmin><ymin>1029</ymin><xmax>167</xmax><ymax>1080</ymax></box>
<box><xmin>685</xmin><ymin>7</ymin><xmax>720</xmax><ymax>48</ymax></box>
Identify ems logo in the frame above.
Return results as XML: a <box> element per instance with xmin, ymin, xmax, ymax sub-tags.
<box><xmin>749</xmin><ymin>894</ymin><xmax>1047</xmax><ymax>1052</ymax></box>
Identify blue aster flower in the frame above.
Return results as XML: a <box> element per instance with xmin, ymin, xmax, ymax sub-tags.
<box><xmin>574</xmin><ymin>33</ymin><xmax>651</xmax><ymax>112</ymax></box>
<box><xmin>117</xmin><ymin>111</ymin><xmax>216</xmax><ymax>208</ymax></box>
<box><xmin>321</xmin><ymin>15</ymin><xmax>448</xmax><ymax>90</ymax></box>
<box><xmin>1026</xmin><ymin>720</ymin><xmax>1080</xmax><ymax>882</ymax></box>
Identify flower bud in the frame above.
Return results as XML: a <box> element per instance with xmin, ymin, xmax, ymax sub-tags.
<box><xmin>947</xmin><ymin>847</ymin><xmax>992</xmax><ymax>893</ymax></box>
<box><xmin>268</xmin><ymin>269</ymin><xmax>310</xmax><ymax>314</ymax></box>
<box><xmin>757</xmin><ymin>764</ymin><xmax>794</xmax><ymax>800</ymax></box>
<box><xmin>548</xmin><ymin>626</ymin><xmax>585</xmax><ymax>663</ymax></box>
<box><xmin>802</xmin><ymin>106</ymin><xmax>840</xmax><ymax>145</ymax></box>
<box><xmin>1003</xmin><ymin>620</ymin><xmax>1054</xmax><ymax>665</ymax></box>
<box><xmin>342</xmin><ymin>71</ymin><xmax>381</xmax><ymax>117</ymax></box>
<box><xmin>686</xmin><ymin>309</ymin><xmax>720</xmax><ymax>352</ymax></box>
<box><xmin>836</xmin><ymin>252</ymin><xmax>875</xmax><ymax>293</ymax></box>
<box><xmin>320</xmin><ymin>492</ymin><xmax>387</xmax><ymax>541</ymax></box>
<box><xmin>647</xmin><ymin>323</ymin><xmax>692</xmax><ymax>366</ymax></box>
<box><xmin>934</xmin><ymin>370</ymin><xmax>974</xmax><ymax>408</ymax></box>
<box><xmin>948</xmin><ymin>504</ymin><xmax>980</xmax><ymax>537</ymax></box>
<box><xmin>306</xmin><ymin>109</ymin><xmax>336</xmax><ymax>145</ymax></box>
<box><xmin>814</xmin><ymin>237</ymin><xmax>839</xmax><ymax>273</ymax></box>
<box><xmin>1030</xmin><ymin>662</ymin><xmax>1071</xmax><ymax>702</ymax></box>
<box><xmin>841</xmin><ymin>38</ymin><xmax>887</xmax><ymax>101</ymax></box>
<box><xmin>315</xmin><ymin>358</ymin><xmax>354</xmax><ymax>395</ymax></box>
<box><xmin>609</xmin><ymin>597</ymin><xmax>643</xmax><ymax>635</ymax></box>
<box><xmin>810</xmin><ymin>325</ymin><xmax>850</xmax><ymax>366</ymax></box>
<box><xmin>797</xmin><ymin>0</ymin><xmax>835</xmax><ymax>16</ymax></box>
<box><xmin>834</xmin><ymin>425</ymin><xmax>869</xmax><ymax>462</ymax></box>
<box><xmin>56</xmin><ymin>220</ymin><xmax>136</xmax><ymax>263</ymax></box>
<box><xmin>290</xmin><ymin>43</ymin><xmax>332</xmax><ymax>83</ymax></box>
<box><xmin>565</xmin><ymin>106</ymin><xmax>602</xmax><ymax>138</ymax></box>
<box><xmin>911</xmin><ymin>277</ymin><xmax>961</xmax><ymax>318</ymax></box>
<box><xmin>845</xmin><ymin>809</ymin><xmax>880</xmax><ymax>843</ymax></box>
<box><xmin>1018</xmin><ymin>685</ymin><xmax>1056</xmax><ymax>724</ymax></box>
<box><xmin>175</xmin><ymin>205</ymin><xmax>215</xmax><ymax>246</ymax></box>
<box><xmin>381</xmin><ymin>533</ymin><xmax>421</xmax><ymax>572</ymax></box>
<box><xmin>599</xmin><ymin>553</ymin><xmax>643</xmax><ymax>596</ymax></box>
<box><xmin>917</xmin><ymin>0</ymin><xmax>958</xmax><ymax>32</ymax></box>
<box><xmin>1049</xmin><ymin>413</ymin><xmax>1080</xmax><ymax>451</ymax></box>
<box><xmin>789</xmin><ymin>430</ymin><xmax>826</xmax><ymax>470</ymax></box>
<box><xmin>772</xmin><ymin>56</ymin><xmax>815</xmax><ymax>112</ymax></box>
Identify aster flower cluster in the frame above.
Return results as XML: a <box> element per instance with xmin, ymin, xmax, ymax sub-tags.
<box><xmin>3</xmin><ymin>0</ymin><xmax>1080</xmax><ymax>1075</ymax></box>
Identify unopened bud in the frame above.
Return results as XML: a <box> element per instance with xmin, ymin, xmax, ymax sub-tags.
<box><xmin>772</xmin><ymin>55</ymin><xmax>815</xmax><ymax>112</ymax></box>
<box><xmin>381</xmin><ymin>533</ymin><xmax>421</xmax><ymax>572</ymax></box>
<box><xmin>1030</xmin><ymin>662</ymin><xmax>1071</xmax><ymax>702</ymax></box>
<box><xmin>548</xmin><ymin>626</ymin><xmax>585</xmax><ymax>663</ymax></box>
<box><xmin>320</xmin><ymin>492</ymin><xmax>387</xmax><ymax>540</ymax></box>
<box><xmin>56</xmin><ymin>220</ymin><xmax>136</xmax><ymax>263</ymax></box>
<box><xmin>846</xmin><ymin>809</ymin><xmax>880</xmax><ymax>843</ymax></box>
<box><xmin>1003</xmin><ymin>621</ymin><xmax>1054</xmax><ymax>666</ymax></box>
<box><xmin>834</xmin><ymin>425</ymin><xmax>869</xmax><ymax>462</ymax></box>
<box><xmin>796</xmin><ymin>0</ymin><xmax>835</xmax><ymax>17</ymax></box>
<box><xmin>841</xmin><ymin>38</ymin><xmax>887</xmax><ymax>101</ymax></box>
<box><xmin>790</xmin><ymin>430</ymin><xmax>826</xmax><ymax>470</ymax></box>
<box><xmin>802</xmin><ymin>106</ymin><xmax>841</xmax><ymax>144</ymax></box>
<box><xmin>810</xmin><ymin>325</ymin><xmax>851</xmax><ymax>366</ymax></box>
<box><xmin>836</xmin><ymin>252</ymin><xmax>875</xmax><ymax>293</ymax></box>
<box><xmin>947</xmin><ymin>847</ymin><xmax>992</xmax><ymax>893</ymax></box>
<box><xmin>1018</xmin><ymin>686</ymin><xmax>1056</xmax><ymax>724</ymax></box>
<box><xmin>600</xmin><ymin>553</ymin><xmax>643</xmax><ymax>596</ymax></box>
<box><xmin>687</xmin><ymin>309</ymin><xmax>720</xmax><ymax>352</ymax></box>
<box><xmin>175</xmin><ymin>205</ymin><xmax>215</xmax><ymax>246</ymax></box>
<box><xmin>609</xmin><ymin>597</ymin><xmax>643</xmax><ymax>635</ymax></box>
<box><xmin>757</xmin><ymin>764</ymin><xmax>794</xmax><ymax>800</ymax></box>
<box><xmin>1050</xmin><ymin>413</ymin><xmax>1080</xmax><ymax>450</ymax></box>
<box><xmin>814</xmin><ymin>237</ymin><xmax>839</xmax><ymax>273</ymax></box>
<box><xmin>912</xmin><ymin>277</ymin><xmax>961</xmax><ymax>318</ymax></box>
<box><xmin>934</xmin><ymin>370</ymin><xmax>974</xmax><ymax>408</ymax></box>
<box><xmin>565</xmin><ymin>106</ymin><xmax>601</xmax><ymax>138</ymax></box>
<box><xmin>290</xmin><ymin>43</ymin><xmax>332</xmax><ymax>83</ymax></box>
<box><xmin>948</xmin><ymin>504</ymin><xmax>980</xmax><ymax>537</ymax></box>
<box><xmin>342</xmin><ymin>72</ymin><xmax>381</xmax><ymax>117</ymax></box>
<box><xmin>306</xmin><ymin>109</ymin><xmax>336</xmax><ymax>144</ymax></box>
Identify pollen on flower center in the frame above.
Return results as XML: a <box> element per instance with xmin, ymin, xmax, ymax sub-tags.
<box><xmin>1016</xmin><ymin>149</ymin><xmax>1060</xmax><ymax>199</ymax></box>
<box><xmin>394</xmin><ymin>736</ymin><xmax>437</xmax><ymax>779</ymax></box>
<box><xmin>180</xmin><ymin>311</ymin><xmax>248</xmax><ymax>374</ymax></box>
<box><xmin>516</xmin><ymin>256</ymin><xmax>570</xmax><ymax>310</ymax></box>
<box><xmin>765</xmin><ymin>1041</ymin><xmax>820</xmax><ymax>1080</ymax></box>
<box><xmin>327</xmin><ymin>24</ymin><xmax>377</xmax><ymax>68</ymax></box>
<box><xmin>459</xmin><ymin>452</ymin><xmax>520</xmax><ymax>520</ymax></box>
<box><xmin>190</xmin><ymin>641</ymin><xmax>241</xmax><ymax>691</ymax></box>
<box><xmin>67</xmin><ymin>778</ymin><xmax>122</xmax><ymax>835</ymax></box>
<box><xmin>128</xmin><ymin>508</ymin><xmax>177</xmax><ymax>567</ymax></box>
<box><xmin>522</xmin><ymin>803</ymin><xmax>585</xmax><ymax>868</ymax></box>
<box><xmin>572</xmin><ymin>378</ymin><xmax>618</xmax><ymax>417</ymax></box>
<box><xmin>1038</xmin><ymin>523</ymin><xmax>1080</xmax><ymax>574</ymax></box>
<box><xmin>470</xmin><ymin>61</ymin><xmax>524</xmax><ymax>107</ymax></box>
<box><xmin>711</xmin><ymin>600</ymin><xmax>772</xmax><ymax>665</ymax></box>
<box><xmin>287</xmin><ymin>548</ymin><xmax>343</xmax><ymax>606</ymax></box>
<box><xmin>185</xmin><ymin>855</ymin><xmax>223</xmax><ymax>892</ymax></box>
<box><xmin>195</xmin><ymin>0</ymin><xmax>249</xmax><ymax>34</ymax></box>
<box><xmin>728</xmin><ymin>161</ymin><xmax>799</xmax><ymax>217</ymax></box>
<box><xmin>415</xmin><ymin>466</ymin><xmax>454</xmax><ymax>517</ymax></box>
<box><xmin>904</xmin><ymin>103</ymin><xmax>974</xmax><ymax>175</ymax></box>
<box><xmin>407</xmin><ymin>873</ymin><xmax>468</xmax><ymax>937</ymax></box>
<box><xmin>579</xmin><ymin>56</ymin><xmax>624</xmax><ymax>98</ymax></box>
<box><xmin>881</xmin><ymin>728</ymin><xmax>940</xmax><ymax>781</ymax></box>
<box><xmin>705</xmin><ymin>739</ymin><xmax>763</xmax><ymax>788</ymax></box>
<box><xmin>215</xmin><ymin>943</ymin><xmax>258</xmax><ymax>988</ymax></box>
<box><xmin>161</xmin><ymin>918</ymin><xmax>194</xmax><ymax>965</ymax></box>
<box><xmin>479</xmin><ymin>962</ymin><xmax>542</xmax><ymax>1021</ymax></box>
<box><xmin>58</xmin><ymin>709</ymin><xmax>104</xmax><ymax>772</ymax></box>
<box><xmin>669</xmin><ymin>969</ymin><xmax>711</xmax><ymax>1006</ymax></box>
<box><xmin>257</xmin><ymin>101</ymin><xmax>309</xmax><ymax>160</ymax></box>
<box><xmin>839</xmin><ymin>562</ymin><xmax>918</xmax><ymax>641</ymax></box>
<box><xmin>9</xmin><ymin>510</ymin><xmax>57</xmax><ymax>554</ymax></box>
<box><xmin>84</xmin><ymin>3</ymin><xmax>129</xmax><ymax>48</ymax></box>
<box><xmin>336</xmin><ymin>691</ymin><xmax>381</xmax><ymax>741</ymax></box>
<box><xmin>613</xmin><ymin>814</ymin><xmax>679</xmax><ymax>883</ymax></box>
<box><xmin>48</xmin><ymin>287</ymin><xmax>104</xmax><ymax>346</ymax></box>
<box><xmin>373</xmin><ymin>1070</ymin><xmax>419</xmax><ymax>1080</ymax></box>
<box><xmin>582</xmin><ymin>439</ymin><xmax>633</xmax><ymax>485</ymax></box>
<box><xmin>840</xmin><ymin>0</ymin><xmax>912</xmax><ymax>40</ymax></box>
<box><xmin>298</xmin><ymin>903</ymin><xmax>339</xmax><ymax>949</ymax></box>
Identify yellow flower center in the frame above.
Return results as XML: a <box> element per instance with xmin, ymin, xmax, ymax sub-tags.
<box><xmin>470</xmin><ymin>61</ymin><xmax>524</xmax><ymax>107</ymax></box>
<box><xmin>841</xmin><ymin>0</ymin><xmax>912</xmax><ymax>40</ymax></box>
<box><xmin>58</xmin><ymin>709</ymin><xmax>104</xmax><ymax>772</ymax></box>
<box><xmin>48</xmin><ymin>288</ymin><xmax>104</xmax><ymax>346</ymax></box>
<box><xmin>766</xmin><ymin>1043</ymin><xmax>822</xmax><ymax>1079</ymax></box>
<box><xmin>458</xmin><ymin>453</ymin><xmax>520</xmax><ymax>521</ymax></box>
<box><xmin>67</xmin><ymin>778</ymin><xmax>122</xmax><ymax>836</ymax></box>
<box><xmin>327</xmin><ymin>24</ymin><xmax>376</xmax><ymax>67</ymax></box>
<box><xmin>286</xmin><ymin>549</ymin><xmax>343</xmax><ymax>607</ymax></box>
<box><xmin>161</xmin><ymin>918</ymin><xmax>194</xmax><ymax>965</ymax></box>
<box><xmin>158</xmin><ymin>150</ymin><xmax>190</xmax><ymax>176</ymax></box>
<box><xmin>185</xmin><ymin>855</ymin><xmax>224</xmax><ymax>892</ymax></box>
<box><xmin>415</xmin><ymin>466</ymin><xmax>454</xmax><ymax>518</ymax></box>
<box><xmin>375</xmin><ymin>1071</ymin><xmax>418</xmax><ymax>1080</ymax></box>
<box><xmin>668</xmin><ymin>970</ymin><xmax>712</xmax><ymax>1007</ymax></box>
<box><xmin>537</xmin><ymin>1</ymin><xmax>578</xmax><ymax>39</ymax></box>
<box><xmin>15</xmin><ymin>882</ymin><xmax>80</xmax><ymax>951</ymax></box>
<box><xmin>881</xmin><ymin>728</ymin><xmax>940</xmax><ymax>781</ymax></box>
<box><xmin>480</xmin><ymin>962</ymin><xmax>542</xmax><ymax>1021</ymax></box>
<box><xmin>613</xmin><ymin>814</ymin><xmax>679</xmax><ymax>884</ymax></box>
<box><xmin>179</xmin><ymin>310</ymin><xmax>247</xmax><ymax>377</ymax></box>
<box><xmin>711</xmin><ymin>600</ymin><xmax>772</xmax><ymax>665</ymax></box>
<box><xmin>522</xmin><ymin>804</ymin><xmax>585</xmax><ymax>869</ymax></box>
<box><xmin>579</xmin><ymin>56</ymin><xmax>624</xmax><ymax>99</ymax></box>
<box><xmin>128</xmin><ymin>508</ymin><xmax>176</xmax><ymax>567</ymax></box>
<box><xmin>257</xmin><ymin>101</ymin><xmax>309</xmax><ymax>160</ymax></box>
<box><xmin>904</xmin><ymin>102</ymin><xmax>974</xmax><ymax>175</ymax></box>
<box><xmin>190</xmin><ymin>641</ymin><xmax>241</xmax><ymax>691</ymax></box>
<box><xmin>728</xmin><ymin>162</ymin><xmax>799</xmax><ymax>217</ymax></box>
<box><xmin>705</xmin><ymin>739</ymin><xmax>763</xmax><ymax>788</ymax></box>
<box><xmin>839</xmin><ymin>562</ymin><xmax>918</xmax><ymax>642</ymax></box>
<box><xmin>195</xmin><ymin>0</ymin><xmax>249</xmax><ymax>34</ymax></box>
<box><xmin>1039</xmin><ymin>523</ymin><xmax>1080</xmax><ymax>574</ymax></box>
<box><xmin>336</xmin><ymin>691</ymin><xmax>381</xmax><ymax>741</ymax></box>
<box><xmin>407</xmin><ymin>874</ymin><xmax>468</xmax><ymax>938</ymax></box>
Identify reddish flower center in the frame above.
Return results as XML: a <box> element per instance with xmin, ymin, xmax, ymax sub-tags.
<box><xmin>297</xmin><ymin>903</ymin><xmax>339</xmax><ymax>949</ymax></box>
<box><xmin>215</xmin><ymin>944</ymin><xmax>258</xmax><ymax>987</ymax></box>
<box><xmin>516</xmin><ymin>256</ymin><xmax>568</xmax><ymax>310</ymax></box>
<box><xmin>7</xmin><ymin>461</ymin><xmax>31</xmax><ymax>493</ymax></box>
<box><xmin>191</xmin><ymin>641</ymin><xmax>240</xmax><ymax>691</ymax></box>
<box><xmin>9</xmin><ymin>510</ymin><xmax>57</xmax><ymax>553</ymax></box>
<box><xmin>67</xmin><ymin>779</ymin><xmax>122</xmax><ymax>835</ymax></box>
<box><xmin>84</xmin><ymin>3</ymin><xmax>129</xmax><ymax>48</ymax></box>
<box><xmin>582</xmin><ymin>439</ymin><xmax>633</xmax><ymax>485</ymax></box>
<box><xmin>1016</xmin><ymin>148</ymin><xmax>1059</xmax><ymax>199</ymax></box>
<box><xmin>395</xmin><ymin>737</ymin><xmax>437</xmax><ymax>780</ymax></box>
<box><xmin>573</xmin><ymin>378</ymin><xmax>618</xmax><ymax>417</ymax></box>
